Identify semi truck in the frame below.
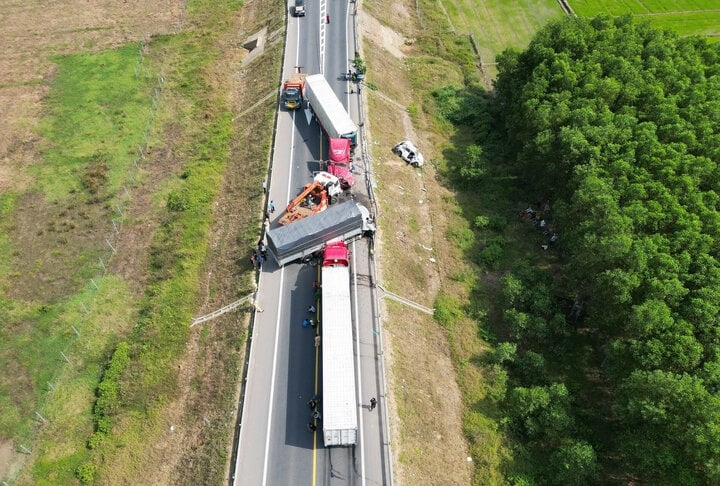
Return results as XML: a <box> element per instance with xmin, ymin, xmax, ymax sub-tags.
<box><xmin>278</xmin><ymin>171</ymin><xmax>343</xmax><ymax>226</ymax></box>
<box><xmin>320</xmin><ymin>240</ymin><xmax>358</xmax><ymax>446</ymax></box>
<box><xmin>325</xmin><ymin>138</ymin><xmax>355</xmax><ymax>189</ymax></box>
<box><xmin>266</xmin><ymin>201</ymin><xmax>375</xmax><ymax>266</ymax></box>
<box><xmin>282</xmin><ymin>71</ymin><xmax>307</xmax><ymax>110</ymax></box>
<box><xmin>305</xmin><ymin>74</ymin><xmax>358</xmax><ymax>146</ymax></box>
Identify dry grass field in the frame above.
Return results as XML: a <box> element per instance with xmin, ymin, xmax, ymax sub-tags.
<box><xmin>1</xmin><ymin>3</ymin><xmax>185</xmax><ymax>481</ymax></box>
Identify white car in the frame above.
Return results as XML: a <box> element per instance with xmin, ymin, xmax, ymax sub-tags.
<box><xmin>392</xmin><ymin>140</ymin><xmax>424</xmax><ymax>167</ymax></box>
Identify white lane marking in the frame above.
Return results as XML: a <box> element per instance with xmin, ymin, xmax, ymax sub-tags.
<box><xmin>260</xmin><ymin>22</ymin><xmax>301</xmax><ymax>486</ymax></box>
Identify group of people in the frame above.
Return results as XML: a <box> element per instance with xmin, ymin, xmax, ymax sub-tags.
<box><xmin>307</xmin><ymin>396</ymin><xmax>321</xmax><ymax>431</ymax></box>
<box><xmin>251</xmin><ymin>241</ymin><xmax>268</xmax><ymax>269</ymax></box>
<box><xmin>302</xmin><ymin>303</ymin><xmax>317</xmax><ymax>328</ymax></box>
<box><xmin>520</xmin><ymin>203</ymin><xmax>559</xmax><ymax>251</ymax></box>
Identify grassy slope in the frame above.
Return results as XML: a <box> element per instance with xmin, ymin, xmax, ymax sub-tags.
<box><xmin>1</xmin><ymin>0</ymin><xmax>278</xmax><ymax>483</ymax></box>
<box><xmin>361</xmin><ymin>0</ymin><xmax>561</xmax><ymax>483</ymax></box>
<box><xmin>438</xmin><ymin>0</ymin><xmax>561</xmax><ymax>79</ymax></box>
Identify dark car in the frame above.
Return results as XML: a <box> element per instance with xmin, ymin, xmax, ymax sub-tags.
<box><xmin>293</xmin><ymin>0</ymin><xmax>306</xmax><ymax>17</ymax></box>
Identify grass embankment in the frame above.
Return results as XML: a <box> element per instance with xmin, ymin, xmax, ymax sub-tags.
<box><xmin>435</xmin><ymin>0</ymin><xmax>561</xmax><ymax>80</ymax></box>
<box><xmin>360</xmin><ymin>0</ymin><xmax>559</xmax><ymax>484</ymax></box>
<box><xmin>0</xmin><ymin>0</ymin><xmax>284</xmax><ymax>482</ymax></box>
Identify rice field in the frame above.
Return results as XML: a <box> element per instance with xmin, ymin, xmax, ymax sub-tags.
<box><xmin>570</xmin><ymin>0</ymin><xmax>720</xmax><ymax>38</ymax></box>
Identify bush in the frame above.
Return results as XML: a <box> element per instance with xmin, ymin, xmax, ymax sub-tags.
<box><xmin>488</xmin><ymin>215</ymin><xmax>507</xmax><ymax>231</ymax></box>
<box><xmin>474</xmin><ymin>215</ymin><xmax>490</xmax><ymax>229</ymax></box>
<box><xmin>447</xmin><ymin>224</ymin><xmax>475</xmax><ymax>251</ymax></box>
<box><xmin>549</xmin><ymin>441</ymin><xmax>599</xmax><ymax>485</ymax></box>
<box><xmin>434</xmin><ymin>292</ymin><xmax>464</xmax><ymax>331</ymax></box>
<box><xmin>478</xmin><ymin>238</ymin><xmax>504</xmax><ymax>269</ymax></box>
<box><xmin>167</xmin><ymin>190</ymin><xmax>190</xmax><ymax>212</ymax></box>
<box><xmin>76</xmin><ymin>462</ymin><xmax>96</xmax><ymax>483</ymax></box>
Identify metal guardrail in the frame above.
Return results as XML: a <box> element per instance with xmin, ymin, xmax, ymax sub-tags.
<box><xmin>190</xmin><ymin>293</ymin><xmax>256</xmax><ymax>326</ymax></box>
<box><xmin>376</xmin><ymin>285</ymin><xmax>435</xmax><ymax>315</ymax></box>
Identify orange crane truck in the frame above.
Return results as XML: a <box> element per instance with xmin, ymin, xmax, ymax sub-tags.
<box><xmin>278</xmin><ymin>172</ymin><xmax>343</xmax><ymax>226</ymax></box>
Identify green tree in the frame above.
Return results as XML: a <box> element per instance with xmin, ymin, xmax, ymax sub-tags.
<box><xmin>549</xmin><ymin>440</ymin><xmax>600</xmax><ymax>486</ymax></box>
<box><xmin>505</xmin><ymin>383</ymin><xmax>574</xmax><ymax>440</ymax></box>
<box><xmin>615</xmin><ymin>370</ymin><xmax>720</xmax><ymax>483</ymax></box>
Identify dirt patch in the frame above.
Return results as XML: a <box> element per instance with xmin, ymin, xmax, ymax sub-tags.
<box><xmin>6</xmin><ymin>192</ymin><xmax>112</xmax><ymax>302</ymax></box>
<box><xmin>0</xmin><ymin>440</ymin><xmax>24</xmax><ymax>482</ymax></box>
<box><xmin>358</xmin><ymin>10</ymin><xmax>411</xmax><ymax>59</ymax></box>
<box><xmin>0</xmin><ymin>0</ymin><xmax>185</xmax><ymax>167</ymax></box>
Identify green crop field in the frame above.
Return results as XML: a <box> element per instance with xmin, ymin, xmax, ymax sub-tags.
<box><xmin>570</xmin><ymin>0</ymin><xmax>720</xmax><ymax>38</ymax></box>
<box><xmin>434</xmin><ymin>0</ymin><xmax>562</xmax><ymax>81</ymax></box>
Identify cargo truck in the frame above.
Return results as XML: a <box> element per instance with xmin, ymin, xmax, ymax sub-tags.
<box><xmin>304</xmin><ymin>74</ymin><xmax>358</xmax><ymax>146</ymax></box>
<box><xmin>320</xmin><ymin>241</ymin><xmax>358</xmax><ymax>446</ymax></box>
<box><xmin>325</xmin><ymin>138</ymin><xmax>355</xmax><ymax>189</ymax></box>
<box><xmin>282</xmin><ymin>71</ymin><xmax>307</xmax><ymax>110</ymax></box>
<box><xmin>266</xmin><ymin>201</ymin><xmax>374</xmax><ymax>266</ymax></box>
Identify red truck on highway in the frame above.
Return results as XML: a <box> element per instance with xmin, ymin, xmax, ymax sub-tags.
<box><xmin>325</xmin><ymin>138</ymin><xmax>355</xmax><ymax>190</ymax></box>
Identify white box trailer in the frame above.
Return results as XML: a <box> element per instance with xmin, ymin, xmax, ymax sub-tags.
<box><xmin>321</xmin><ymin>241</ymin><xmax>358</xmax><ymax>446</ymax></box>
<box><xmin>305</xmin><ymin>74</ymin><xmax>358</xmax><ymax>145</ymax></box>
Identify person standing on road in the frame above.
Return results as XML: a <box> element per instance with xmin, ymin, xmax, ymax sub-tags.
<box><xmin>269</xmin><ymin>200</ymin><xmax>275</xmax><ymax>213</ymax></box>
<box><xmin>369</xmin><ymin>397</ymin><xmax>377</xmax><ymax>411</ymax></box>
<box><xmin>262</xmin><ymin>179</ymin><xmax>267</xmax><ymax>193</ymax></box>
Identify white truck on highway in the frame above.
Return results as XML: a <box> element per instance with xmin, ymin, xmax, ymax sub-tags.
<box><xmin>305</xmin><ymin>74</ymin><xmax>358</xmax><ymax>146</ymax></box>
<box><xmin>320</xmin><ymin>241</ymin><xmax>358</xmax><ymax>446</ymax></box>
<box><xmin>266</xmin><ymin>201</ymin><xmax>374</xmax><ymax>266</ymax></box>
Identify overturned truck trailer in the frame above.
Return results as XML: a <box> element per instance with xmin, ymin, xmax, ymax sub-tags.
<box><xmin>266</xmin><ymin>201</ymin><xmax>374</xmax><ymax>266</ymax></box>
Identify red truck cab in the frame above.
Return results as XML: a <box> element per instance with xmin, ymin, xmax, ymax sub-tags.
<box><xmin>326</xmin><ymin>138</ymin><xmax>355</xmax><ymax>189</ymax></box>
<box><xmin>323</xmin><ymin>240</ymin><xmax>349</xmax><ymax>267</ymax></box>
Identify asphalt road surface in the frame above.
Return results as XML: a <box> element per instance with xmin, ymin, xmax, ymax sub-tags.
<box><xmin>232</xmin><ymin>2</ymin><xmax>391</xmax><ymax>485</ymax></box>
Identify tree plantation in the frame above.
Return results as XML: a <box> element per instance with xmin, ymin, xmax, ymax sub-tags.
<box><xmin>440</xmin><ymin>15</ymin><xmax>720</xmax><ymax>484</ymax></box>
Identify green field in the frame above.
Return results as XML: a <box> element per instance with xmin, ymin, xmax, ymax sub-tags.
<box><xmin>570</xmin><ymin>0</ymin><xmax>720</xmax><ymax>38</ymax></box>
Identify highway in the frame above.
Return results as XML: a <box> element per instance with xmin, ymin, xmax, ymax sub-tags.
<box><xmin>232</xmin><ymin>1</ymin><xmax>391</xmax><ymax>485</ymax></box>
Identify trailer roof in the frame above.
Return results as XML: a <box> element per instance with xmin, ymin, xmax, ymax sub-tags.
<box><xmin>267</xmin><ymin>201</ymin><xmax>363</xmax><ymax>257</ymax></box>
<box><xmin>322</xmin><ymin>265</ymin><xmax>358</xmax><ymax>434</ymax></box>
<box><xmin>305</xmin><ymin>74</ymin><xmax>358</xmax><ymax>137</ymax></box>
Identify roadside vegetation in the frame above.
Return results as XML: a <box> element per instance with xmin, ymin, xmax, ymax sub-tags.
<box><xmin>2</xmin><ymin>0</ymin><xmax>284</xmax><ymax>483</ymax></box>
<box><xmin>360</xmin><ymin>0</ymin><xmax>559</xmax><ymax>483</ymax></box>
<box><xmin>363</xmin><ymin>0</ymin><xmax>720</xmax><ymax>485</ymax></box>
<box><xmin>487</xmin><ymin>16</ymin><xmax>720</xmax><ymax>483</ymax></box>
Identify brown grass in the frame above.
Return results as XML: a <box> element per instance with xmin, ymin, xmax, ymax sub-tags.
<box><xmin>0</xmin><ymin>0</ymin><xmax>279</xmax><ymax>483</ymax></box>
<box><xmin>359</xmin><ymin>1</ymin><xmax>477</xmax><ymax>484</ymax></box>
